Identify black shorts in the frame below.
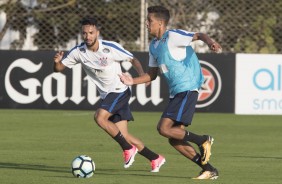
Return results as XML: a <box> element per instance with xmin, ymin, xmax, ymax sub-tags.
<box><xmin>161</xmin><ymin>91</ymin><xmax>198</xmax><ymax>126</ymax></box>
<box><xmin>100</xmin><ymin>88</ymin><xmax>134</xmax><ymax>123</ymax></box>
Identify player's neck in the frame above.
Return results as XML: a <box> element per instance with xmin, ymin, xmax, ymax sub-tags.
<box><xmin>156</xmin><ymin>27</ymin><xmax>166</xmax><ymax>40</ymax></box>
<box><xmin>88</xmin><ymin>42</ymin><xmax>99</xmax><ymax>52</ymax></box>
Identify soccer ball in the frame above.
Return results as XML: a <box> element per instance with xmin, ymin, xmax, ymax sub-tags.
<box><xmin>71</xmin><ymin>155</ymin><xmax>95</xmax><ymax>178</ymax></box>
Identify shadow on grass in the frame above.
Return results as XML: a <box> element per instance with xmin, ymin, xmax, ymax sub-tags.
<box><xmin>96</xmin><ymin>168</ymin><xmax>190</xmax><ymax>179</ymax></box>
<box><xmin>0</xmin><ymin>162</ymin><xmax>69</xmax><ymax>173</ymax></box>
<box><xmin>0</xmin><ymin>162</ymin><xmax>191</xmax><ymax>179</ymax></box>
<box><xmin>231</xmin><ymin>155</ymin><xmax>282</xmax><ymax>159</ymax></box>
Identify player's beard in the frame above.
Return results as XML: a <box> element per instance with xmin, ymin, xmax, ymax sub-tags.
<box><xmin>85</xmin><ymin>37</ymin><xmax>97</xmax><ymax>48</ymax></box>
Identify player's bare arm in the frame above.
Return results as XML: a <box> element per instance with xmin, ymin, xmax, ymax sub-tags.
<box><xmin>119</xmin><ymin>67</ymin><xmax>158</xmax><ymax>86</ymax></box>
<box><xmin>129</xmin><ymin>57</ymin><xmax>145</xmax><ymax>76</ymax></box>
<box><xmin>129</xmin><ymin>57</ymin><xmax>152</xmax><ymax>86</ymax></box>
<box><xmin>192</xmin><ymin>33</ymin><xmax>222</xmax><ymax>53</ymax></box>
<box><xmin>53</xmin><ymin>51</ymin><xmax>66</xmax><ymax>72</ymax></box>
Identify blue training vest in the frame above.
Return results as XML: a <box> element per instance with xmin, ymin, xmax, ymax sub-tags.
<box><xmin>149</xmin><ymin>31</ymin><xmax>204</xmax><ymax>96</ymax></box>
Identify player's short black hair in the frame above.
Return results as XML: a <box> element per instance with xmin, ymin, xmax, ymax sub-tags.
<box><xmin>80</xmin><ymin>17</ymin><xmax>100</xmax><ymax>29</ymax></box>
<box><xmin>147</xmin><ymin>6</ymin><xmax>170</xmax><ymax>25</ymax></box>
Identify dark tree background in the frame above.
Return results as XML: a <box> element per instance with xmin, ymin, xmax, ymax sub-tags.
<box><xmin>1</xmin><ymin>0</ymin><xmax>282</xmax><ymax>53</ymax></box>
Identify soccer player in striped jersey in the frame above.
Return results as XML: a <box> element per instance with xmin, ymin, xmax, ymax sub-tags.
<box><xmin>53</xmin><ymin>17</ymin><xmax>165</xmax><ymax>172</ymax></box>
<box><xmin>119</xmin><ymin>6</ymin><xmax>222</xmax><ymax>179</ymax></box>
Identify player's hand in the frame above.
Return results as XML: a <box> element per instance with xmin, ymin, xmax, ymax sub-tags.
<box><xmin>54</xmin><ymin>51</ymin><xmax>64</xmax><ymax>63</ymax></box>
<box><xmin>209</xmin><ymin>42</ymin><xmax>222</xmax><ymax>53</ymax></box>
<box><xmin>119</xmin><ymin>72</ymin><xmax>134</xmax><ymax>86</ymax></box>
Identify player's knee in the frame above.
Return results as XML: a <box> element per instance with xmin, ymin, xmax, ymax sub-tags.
<box><xmin>156</xmin><ymin>122</ymin><xmax>163</xmax><ymax>135</ymax></box>
<box><xmin>157</xmin><ymin>125</ymin><xmax>169</xmax><ymax>137</ymax></box>
<box><xmin>156</xmin><ymin>124</ymin><xmax>162</xmax><ymax>134</ymax></box>
<box><xmin>93</xmin><ymin>112</ymin><xmax>99</xmax><ymax>123</ymax></box>
<box><xmin>94</xmin><ymin>113</ymin><xmax>106</xmax><ymax>128</ymax></box>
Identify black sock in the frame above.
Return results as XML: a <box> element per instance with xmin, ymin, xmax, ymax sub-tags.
<box><xmin>113</xmin><ymin>131</ymin><xmax>132</xmax><ymax>150</ymax></box>
<box><xmin>191</xmin><ymin>154</ymin><xmax>214</xmax><ymax>171</ymax></box>
<box><xmin>139</xmin><ymin>147</ymin><xmax>159</xmax><ymax>161</ymax></box>
<box><xmin>183</xmin><ymin>130</ymin><xmax>206</xmax><ymax>146</ymax></box>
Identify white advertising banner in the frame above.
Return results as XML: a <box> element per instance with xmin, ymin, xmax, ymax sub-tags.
<box><xmin>235</xmin><ymin>54</ymin><xmax>282</xmax><ymax>114</ymax></box>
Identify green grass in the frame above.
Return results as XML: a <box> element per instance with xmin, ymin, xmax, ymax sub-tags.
<box><xmin>0</xmin><ymin>109</ymin><xmax>282</xmax><ymax>184</ymax></box>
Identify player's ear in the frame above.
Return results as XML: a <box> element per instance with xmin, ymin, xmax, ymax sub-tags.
<box><xmin>158</xmin><ymin>20</ymin><xmax>165</xmax><ymax>27</ymax></box>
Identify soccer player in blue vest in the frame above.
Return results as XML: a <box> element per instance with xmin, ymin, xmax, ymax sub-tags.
<box><xmin>119</xmin><ymin>6</ymin><xmax>222</xmax><ymax>179</ymax></box>
<box><xmin>53</xmin><ymin>17</ymin><xmax>165</xmax><ymax>172</ymax></box>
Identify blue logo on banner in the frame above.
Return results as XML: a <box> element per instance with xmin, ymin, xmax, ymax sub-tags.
<box><xmin>253</xmin><ymin>65</ymin><xmax>281</xmax><ymax>91</ymax></box>
<box><xmin>252</xmin><ymin>65</ymin><xmax>282</xmax><ymax>111</ymax></box>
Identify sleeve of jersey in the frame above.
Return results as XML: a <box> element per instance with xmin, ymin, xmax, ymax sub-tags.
<box><xmin>168</xmin><ymin>29</ymin><xmax>195</xmax><ymax>47</ymax></box>
<box><xmin>102</xmin><ymin>41</ymin><xmax>133</xmax><ymax>61</ymax></box>
<box><xmin>61</xmin><ymin>47</ymin><xmax>79</xmax><ymax>68</ymax></box>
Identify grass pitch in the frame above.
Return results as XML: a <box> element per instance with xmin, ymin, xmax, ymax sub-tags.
<box><xmin>0</xmin><ymin>109</ymin><xmax>281</xmax><ymax>184</ymax></box>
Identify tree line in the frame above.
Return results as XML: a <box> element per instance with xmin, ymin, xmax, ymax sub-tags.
<box><xmin>0</xmin><ymin>0</ymin><xmax>281</xmax><ymax>53</ymax></box>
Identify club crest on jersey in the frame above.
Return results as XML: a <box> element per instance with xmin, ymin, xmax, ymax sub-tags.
<box><xmin>99</xmin><ymin>57</ymin><xmax>108</xmax><ymax>66</ymax></box>
<box><xmin>103</xmin><ymin>48</ymin><xmax>110</xmax><ymax>53</ymax></box>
